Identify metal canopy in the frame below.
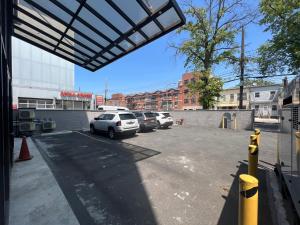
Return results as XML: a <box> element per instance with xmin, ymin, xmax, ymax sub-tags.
<box><xmin>12</xmin><ymin>0</ymin><xmax>185</xmax><ymax>71</ymax></box>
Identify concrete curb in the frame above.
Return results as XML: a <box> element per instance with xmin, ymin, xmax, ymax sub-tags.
<box><xmin>265</xmin><ymin>170</ymin><xmax>289</xmax><ymax>225</ymax></box>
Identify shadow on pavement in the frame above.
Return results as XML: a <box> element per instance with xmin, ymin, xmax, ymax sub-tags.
<box><xmin>33</xmin><ymin>131</ymin><xmax>160</xmax><ymax>225</ymax></box>
<box><xmin>217</xmin><ymin>161</ymin><xmax>273</xmax><ymax>225</ymax></box>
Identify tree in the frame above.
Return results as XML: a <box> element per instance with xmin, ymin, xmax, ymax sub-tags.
<box><xmin>234</xmin><ymin>78</ymin><xmax>276</xmax><ymax>87</ymax></box>
<box><xmin>171</xmin><ymin>0</ymin><xmax>256</xmax><ymax>109</ymax></box>
<box><xmin>258</xmin><ymin>0</ymin><xmax>300</xmax><ymax>75</ymax></box>
<box><xmin>188</xmin><ymin>73</ymin><xmax>223</xmax><ymax>108</ymax></box>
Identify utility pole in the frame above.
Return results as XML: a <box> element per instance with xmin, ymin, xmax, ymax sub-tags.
<box><xmin>239</xmin><ymin>26</ymin><xmax>245</xmax><ymax>109</ymax></box>
<box><xmin>104</xmin><ymin>80</ymin><xmax>108</xmax><ymax>105</ymax></box>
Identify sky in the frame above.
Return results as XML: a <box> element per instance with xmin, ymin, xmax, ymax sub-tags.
<box><xmin>74</xmin><ymin>0</ymin><xmax>272</xmax><ymax>97</ymax></box>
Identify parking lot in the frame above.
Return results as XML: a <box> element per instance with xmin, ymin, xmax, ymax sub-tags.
<box><xmin>33</xmin><ymin>125</ymin><xmax>277</xmax><ymax>225</ymax></box>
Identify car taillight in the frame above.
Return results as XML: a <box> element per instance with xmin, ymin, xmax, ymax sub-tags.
<box><xmin>116</xmin><ymin>121</ymin><xmax>121</xmax><ymax>126</ymax></box>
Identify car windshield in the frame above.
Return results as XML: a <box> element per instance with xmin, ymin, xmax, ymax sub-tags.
<box><xmin>162</xmin><ymin>113</ymin><xmax>171</xmax><ymax>117</ymax></box>
<box><xmin>144</xmin><ymin>112</ymin><xmax>156</xmax><ymax>118</ymax></box>
<box><xmin>119</xmin><ymin>113</ymin><xmax>136</xmax><ymax>120</ymax></box>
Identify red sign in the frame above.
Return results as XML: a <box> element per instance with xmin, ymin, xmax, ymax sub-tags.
<box><xmin>60</xmin><ymin>91</ymin><xmax>92</xmax><ymax>99</ymax></box>
<box><xmin>96</xmin><ymin>95</ymin><xmax>104</xmax><ymax>105</ymax></box>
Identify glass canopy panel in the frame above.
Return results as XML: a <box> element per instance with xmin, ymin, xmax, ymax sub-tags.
<box><xmin>57</xmin><ymin>0</ymin><xmax>80</xmax><ymax>13</ymax></box>
<box><xmin>110</xmin><ymin>46</ymin><xmax>123</xmax><ymax>56</ymax></box>
<box><xmin>112</xmin><ymin>0</ymin><xmax>148</xmax><ymax>24</ymax></box>
<box><xmin>13</xmin><ymin>0</ymin><xmax>185</xmax><ymax>71</ymax></box>
<box><xmin>157</xmin><ymin>8</ymin><xmax>181</xmax><ymax>30</ymax></box>
<box><xmin>78</xmin><ymin>7</ymin><xmax>119</xmax><ymax>41</ymax></box>
<box><xmin>129</xmin><ymin>32</ymin><xmax>146</xmax><ymax>45</ymax></box>
<box><xmin>142</xmin><ymin>0</ymin><xmax>169</xmax><ymax>13</ymax></box>
<box><xmin>31</xmin><ymin>0</ymin><xmax>72</xmax><ymax>23</ymax></box>
<box><xmin>141</xmin><ymin>21</ymin><xmax>161</xmax><ymax>38</ymax></box>
<box><xmin>86</xmin><ymin>0</ymin><xmax>132</xmax><ymax>33</ymax></box>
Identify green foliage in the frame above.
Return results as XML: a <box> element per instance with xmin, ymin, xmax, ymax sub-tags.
<box><xmin>188</xmin><ymin>72</ymin><xmax>223</xmax><ymax>109</ymax></box>
<box><xmin>172</xmin><ymin>0</ymin><xmax>255</xmax><ymax>108</ymax></box>
<box><xmin>258</xmin><ymin>0</ymin><xmax>300</xmax><ymax>75</ymax></box>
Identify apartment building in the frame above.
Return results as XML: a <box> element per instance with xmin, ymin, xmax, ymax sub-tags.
<box><xmin>178</xmin><ymin>72</ymin><xmax>201</xmax><ymax>110</ymax></box>
<box><xmin>126</xmin><ymin>88</ymin><xmax>180</xmax><ymax>111</ymax></box>
<box><xmin>216</xmin><ymin>88</ymin><xmax>250</xmax><ymax>109</ymax></box>
<box><xmin>216</xmin><ymin>84</ymin><xmax>282</xmax><ymax>118</ymax></box>
<box><xmin>249</xmin><ymin>85</ymin><xmax>282</xmax><ymax>118</ymax></box>
<box><xmin>107</xmin><ymin>93</ymin><xmax>126</xmax><ymax>107</ymax></box>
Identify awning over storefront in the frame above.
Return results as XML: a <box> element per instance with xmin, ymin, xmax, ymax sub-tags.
<box><xmin>12</xmin><ymin>0</ymin><xmax>185</xmax><ymax>71</ymax></box>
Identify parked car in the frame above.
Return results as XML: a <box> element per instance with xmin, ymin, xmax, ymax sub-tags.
<box><xmin>133</xmin><ymin>111</ymin><xmax>157</xmax><ymax>132</ymax></box>
<box><xmin>97</xmin><ymin>105</ymin><xmax>129</xmax><ymax>111</ymax></box>
<box><xmin>90</xmin><ymin>112</ymin><xmax>139</xmax><ymax>139</ymax></box>
<box><xmin>155</xmin><ymin>112</ymin><xmax>173</xmax><ymax>128</ymax></box>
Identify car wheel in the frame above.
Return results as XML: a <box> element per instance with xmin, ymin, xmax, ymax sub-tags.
<box><xmin>108</xmin><ymin>128</ymin><xmax>115</xmax><ymax>139</ymax></box>
<box><xmin>90</xmin><ymin>125</ymin><xmax>96</xmax><ymax>134</ymax></box>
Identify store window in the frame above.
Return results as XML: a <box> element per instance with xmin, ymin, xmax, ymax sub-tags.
<box><xmin>18</xmin><ymin>98</ymin><xmax>54</xmax><ymax>109</ymax></box>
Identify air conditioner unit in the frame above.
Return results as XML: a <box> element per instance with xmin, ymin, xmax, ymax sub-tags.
<box><xmin>19</xmin><ymin>109</ymin><xmax>35</xmax><ymax>120</ymax></box>
<box><xmin>42</xmin><ymin>121</ymin><xmax>56</xmax><ymax>130</ymax></box>
<box><xmin>19</xmin><ymin>122</ymin><xmax>36</xmax><ymax>132</ymax></box>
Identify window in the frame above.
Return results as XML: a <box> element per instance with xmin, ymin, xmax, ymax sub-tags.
<box><xmin>103</xmin><ymin>114</ymin><xmax>115</xmax><ymax>120</ymax></box>
<box><xmin>119</xmin><ymin>113</ymin><xmax>136</xmax><ymax>120</ymax></box>
<box><xmin>191</xmin><ymin>98</ymin><xmax>196</xmax><ymax>104</ymax></box>
<box><xmin>184</xmin><ymin>80</ymin><xmax>189</xmax><ymax>85</ymax></box>
<box><xmin>134</xmin><ymin>112</ymin><xmax>143</xmax><ymax>117</ymax></box>
<box><xmin>230</xmin><ymin>94</ymin><xmax>234</xmax><ymax>101</ymax></box>
<box><xmin>272</xmin><ymin>105</ymin><xmax>277</xmax><ymax>111</ymax></box>
<box><xmin>237</xmin><ymin>93</ymin><xmax>247</xmax><ymax>100</ymax></box>
<box><xmin>184</xmin><ymin>99</ymin><xmax>189</xmax><ymax>104</ymax></box>
<box><xmin>191</xmin><ymin>78</ymin><xmax>195</xmax><ymax>83</ymax></box>
<box><xmin>255</xmin><ymin>92</ymin><xmax>260</xmax><ymax>98</ymax></box>
<box><xmin>255</xmin><ymin>105</ymin><xmax>259</xmax><ymax>111</ymax></box>
<box><xmin>270</xmin><ymin>91</ymin><xmax>276</xmax><ymax>99</ymax></box>
<box><xmin>162</xmin><ymin>113</ymin><xmax>171</xmax><ymax>117</ymax></box>
<box><xmin>144</xmin><ymin>112</ymin><xmax>156</xmax><ymax>118</ymax></box>
<box><xmin>184</xmin><ymin>89</ymin><xmax>189</xmax><ymax>94</ymax></box>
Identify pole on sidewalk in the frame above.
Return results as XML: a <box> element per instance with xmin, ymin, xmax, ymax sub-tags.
<box><xmin>238</xmin><ymin>174</ymin><xmax>258</xmax><ymax>225</ymax></box>
<box><xmin>248</xmin><ymin>145</ymin><xmax>258</xmax><ymax>177</ymax></box>
<box><xmin>254</xmin><ymin>129</ymin><xmax>261</xmax><ymax>146</ymax></box>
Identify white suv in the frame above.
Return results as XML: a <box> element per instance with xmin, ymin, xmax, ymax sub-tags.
<box><xmin>90</xmin><ymin>112</ymin><xmax>139</xmax><ymax>139</ymax></box>
<box><xmin>155</xmin><ymin>112</ymin><xmax>173</xmax><ymax>128</ymax></box>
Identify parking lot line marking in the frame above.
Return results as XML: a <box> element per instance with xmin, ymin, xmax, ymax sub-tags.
<box><xmin>74</xmin><ymin>131</ymin><xmax>111</xmax><ymax>144</ymax></box>
<box><xmin>40</xmin><ymin>130</ymin><xmax>73</xmax><ymax>136</ymax></box>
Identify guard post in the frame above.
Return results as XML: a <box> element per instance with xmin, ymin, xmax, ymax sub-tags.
<box><xmin>254</xmin><ymin>129</ymin><xmax>261</xmax><ymax>146</ymax></box>
<box><xmin>238</xmin><ymin>174</ymin><xmax>258</xmax><ymax>225</ymax></box>
<box><xmin>248</xmin><ymin>145</ymin><xmax>258</xmax><ymax>177</ymax></box>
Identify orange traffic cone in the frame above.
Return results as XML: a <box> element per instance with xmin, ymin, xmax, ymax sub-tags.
<box><xmin>15</xmin><ymin>136</ymin><xmax>33</xmax><ymax>162</ymax></box>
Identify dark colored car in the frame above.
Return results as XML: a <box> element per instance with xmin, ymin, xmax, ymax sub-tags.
<box><xmin>133</xmin><ymin>111</ymin><xmax>157</xmax><ymax>132</ymax></box>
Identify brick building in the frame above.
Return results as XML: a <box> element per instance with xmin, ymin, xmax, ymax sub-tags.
<box><xmin>107</xmin><ymin>93</ymin><xmax>126</xmax><ymax>107</ymax></box>
<box><xmin>178</xmin><ymin>72</ymin><xmax>201</xmax><ymax>110</ymax></box>
<box><xmin>109</xmin><ymin>72</ymin><xmax>201</xmax><ymax>111</ymax></box>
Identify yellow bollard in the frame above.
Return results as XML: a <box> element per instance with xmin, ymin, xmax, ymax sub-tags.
<box><xmin>222</xmin><ymin>116</ymin><xmax>225</xmax><ymax>129</ymax></box>
<box><xmin>254</xmin><ymin>129</ymin><xmax>261</xmax><ymax>146</ymax></box>
<box><xmin>295</xmin><ymin>132</ymin><xmax>300</xmax><ymax>173</ymax></box>
<box><xmin>238</xmin><ymin>174</ymin><xmax>258</xmax><ymax>225</ymax></box>
<box><xmin>234</xmin><ymin>117</ymin><xmax>237</xmax><ymax>130</ymax></box>
<box><xmin>248</xmin><ymin>145</ymin><xmax>258</xmax><ymax>177</ymax></box>
<box><xmin>250</xmin><ymin>135</ymin><xmax>258</xmax><ymax>146</ymax></box>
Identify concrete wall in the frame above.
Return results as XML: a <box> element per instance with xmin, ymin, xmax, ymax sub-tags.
<box><xmin>32</xmin><ymin>109</ymin><xmax>254</xmax><ymax>132</ymax></box>
<box><xmin>35</xmin><ymin>110</ymin><xmax>102</xmax><ymax>131</ymax></box>
<box><xmin>171</xmin><ymin>110</ymin><xmax>254</xmax><ymax>130</ymax></box>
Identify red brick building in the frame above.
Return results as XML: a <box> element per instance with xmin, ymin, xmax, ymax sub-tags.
<box><xmin>178</xmin><ymin>72</ymin><xmax>201</xmax><ymax>110</ymax></box>
<box><xmin>107</xmin><ymin>93</ymin><xmax>126</xmax><ymax>107</ymax></box>
<box><xmin>112</xmin><ymin>72</ymin><xmax>201</xmax><ymax>111</ymax></box>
